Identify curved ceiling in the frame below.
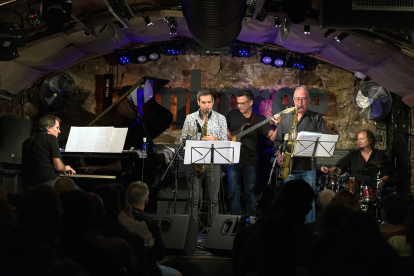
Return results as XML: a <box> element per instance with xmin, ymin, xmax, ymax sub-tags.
<box><xmin>1</xmin><ymin>9</ymin><xmax>414</xmax><ymax>106</ymax></box>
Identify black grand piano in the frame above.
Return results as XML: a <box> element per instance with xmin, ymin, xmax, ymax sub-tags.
<box><xmin>61</xmin><ymin>76</ymin><xmax>173</xmax><ymax>191</ymax></box>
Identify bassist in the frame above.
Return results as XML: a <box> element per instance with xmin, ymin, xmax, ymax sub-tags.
<box><xmin>226</xmin><ymin>89</ymin><xmax>280</xmax><ymax>216</ymax></box>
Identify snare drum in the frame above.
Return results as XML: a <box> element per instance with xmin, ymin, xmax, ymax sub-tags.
<box><xmin>361</xmin><ymin>186</ymin><xmax>373</xmax><ymax>202</ymax></box>
<box><xmin>345</xmin><ymin>177</ymin><xmax>361</xmax><ymax>195</ymax></box>
<box><xmin>319</xmin><ymin>175</ymin><xmax>338</xmax><ymax>191</ymax></box>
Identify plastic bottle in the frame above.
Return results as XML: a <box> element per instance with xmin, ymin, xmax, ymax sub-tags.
<box><xmin>142</xmin><ymin>137</ymin><xmax>148</xmax><ymax>153</ymax></box>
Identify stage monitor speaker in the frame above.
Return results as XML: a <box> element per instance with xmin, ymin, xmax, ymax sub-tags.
<box><xmin>0</xmin><ymin>117</ymin><xmax>32</xmax><ymax>164</ymax></box>
<box><xmin>146</xmin><ymin>214</ymin><xmax>198</xmax><ymax>256</ymax></box>
<box><xmin>203</xmin><ymin>215</ymin><xmax>256</xmax><ymax>251</ymax></box>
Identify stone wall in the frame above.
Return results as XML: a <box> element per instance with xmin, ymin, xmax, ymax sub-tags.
<box><xmin>1</xmin><ymin>44</ymin><xmax>381</xmax><ymax>152</ymax></box>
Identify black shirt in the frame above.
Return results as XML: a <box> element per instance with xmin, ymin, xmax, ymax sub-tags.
<box><xmin>337</xmin><ymin>148</ymin><xmax>387</xmax><ymax>184</ymax></box>
<box><xmin>274</xmin><ymin>109</ymin><xmax>326</xmax><ymax>171</ymax></box>
<box><xmin>22</xmin><ymin>132</ymin><xmax>62</xmax><ymax>187</ymax></box>
<box><xmin>226</xmin><ymin>110</ymin><xmax>272</xmax><ymax>165</ymax></box>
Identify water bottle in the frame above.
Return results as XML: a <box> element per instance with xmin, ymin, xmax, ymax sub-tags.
<box><xmin>142</xmin><ymin>137</ymin><xmax>148</xmax><ymax>153</ymax></box>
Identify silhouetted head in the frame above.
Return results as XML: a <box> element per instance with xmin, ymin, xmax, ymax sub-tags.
<box><xmin>94</xmin><ymin>185</ymin><xmax>121</xmax><ymax>220</ymax></box>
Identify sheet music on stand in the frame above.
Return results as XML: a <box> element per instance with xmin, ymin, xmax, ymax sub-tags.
<box><xmin>294</xmin><ymin>131</ymin><xmax>339</xmax><ymax>158</ymax></box>
<box><xmin>65</xmin><ymin>126</ymin><xmax>128</xmax><ymax>153</ymax></box>
<box><xmin>184</xmin><ymin>141</ymin><xmax>241</xmax><ymax>165</ymax></box>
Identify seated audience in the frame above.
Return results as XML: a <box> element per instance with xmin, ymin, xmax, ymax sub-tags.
<box><xmin>380</xmin><ymin>194</ymin><xmax>408</xmax><ymax>241</ymax></box>
<box><xmin>232</xmin><ymin>185</ymin><xmax>280</xmax><ymax>275</ymax></box>
<box><xmin>388</xmin><ymin>204</ymin><xmax>414</xmax><ymax>256</ymax></box>
<box><xmin>57</xmin><ymin>190</ymin><xmax>136</xmax><ymax>275</ymax></box>
<box><xmin>94</xmin><ymin>184</ymin><xmax>149</xmax><ymax>275</ymax></box>
<box><xmin>54</xmin><ymin>177</ymin><xmax>77</xmax><ymax>193</ymax></box>
<box><xmin>317</xmin><ymin>203</ymin><xmax>355</xmax><ymax>235</ymax></box>
<box><xmin>306</xmin><ymin>189</ymin><xmax>335</xmax><ymax>233</ymax></box>
<box><xmin>127</xmin><ymin>181</ymin><xmax>182</xmax><ymax>276</ymax></box>
<box><xmin>332</xmin><ymin>190</ymin><xmax>361</xmax><ymax>211</ymax></box>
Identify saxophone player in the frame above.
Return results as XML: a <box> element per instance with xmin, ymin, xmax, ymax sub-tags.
<box><xmin>274</xmin><ymin>87</ymin><xmax>326</xmax><ymax>223</ymax></box>
<box><xmin>181</xmin><ymin>88</ymin><xmax>227</xmax><ymax>227</ymax></box>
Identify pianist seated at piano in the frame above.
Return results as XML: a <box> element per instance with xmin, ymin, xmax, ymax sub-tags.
<box><xmin>21</xmin><ymin>115</ymin><xmax>76</xmax><ymax>192</ymax></box>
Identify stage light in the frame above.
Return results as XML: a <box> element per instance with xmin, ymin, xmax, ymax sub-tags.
<box><xmin>165</xmin><ymin>17</ymin><xmax>177</xmax><ymax>35</ymax></box>
<box><xmin>26</xmin><ymin>12</ymin><xmax>45</xmax><ymax>29</ymax></box>
<box><xmin>130</xmin><ymin>46</ymin><xmax>160</xmax><ymax>63</ymax></box>
<box><xmin>335</xmin><ymin>32</ymin><xmax>349</xmax><ymax>43</ymax></box>
<box><xmin>116</xmin><ymin>49</ymin><xmax>130</xmax><ymax>65</ymax></box>
<box><xmin>304</xmin><ymin>25</ymin><xmax>310</xmax><ymax>35</ymax></box>
<box><xmin>165</xmin><ymin>41</ymin><xmax>181</xmax><ymax>56</ymax></box>
<box><xmin>235</xmin><ymin>44</ymin><xmax>250</xmax><ymax>57</ymax></box>
<box><xmin>260</xmin><ymin>50</ymin><xmax>286</xmax><ymax>67</ymax></box>
<box><xmin>293</xmin><ymin>57</ymin><xmax>305</xmax><ymax>70</ymax></box>
<box><xmin>143</xmin><ymin>15</ymin><xmax>153</xmax><ymax>26</ymax></box>
<box><xmin>0</xmin><ymin>46</ymin><xmax>19</xmax><ymax>61</ymax></box>
<box><xmin>324</xmin><ymin>29</ymin><xmax>336</xmax><ymax>38</ymax></box>
<box><xmin>40</xmin><ymin>0</ymin><xmax>72</xmax><ymax>33</ymax></box>
<box><xmin>274</xmin><ymin>16</ymin><xmax>281</xmax><ymax>27</ymax></box>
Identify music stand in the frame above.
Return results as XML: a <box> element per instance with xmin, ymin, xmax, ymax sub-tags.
<box><xmin>184</xmin><ymin>140</ymin><xmax>240</xmax><ymax>227</ymax></box>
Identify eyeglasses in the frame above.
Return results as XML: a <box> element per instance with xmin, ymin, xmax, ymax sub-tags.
<box><xmin>54</xmin><ymin>126</ymin><xmax>61</xmax><ymax>130</ymax></box>
<box><xmin>293</xmin><ymin>97</ymin><xmax>309</xmax><ymax>102</ymax></box>
<box><xmin>237</xmin><ymin>100</ymin><xmax>252</xmax><ymax>106</ymax></box>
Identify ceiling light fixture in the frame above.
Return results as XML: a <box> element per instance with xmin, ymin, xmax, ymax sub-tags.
<box><xmin>165</xmin><ymin>17</ymin><xmax>177</xmax><ymax>35</ymax></box>
<box><xmin>324</xmin><ymin>29</ymin><xmax>336</xmax><ymax>39</ymax></box>
<box><xmin>274</xmin><ymin>16</ymin><xmax>281</xmax><ymax>27</ymax></box>
<box><xmin>143</xmin><ymin>15</ymin><xmax>153</xmax><ymax>26</ymax></box>
<box><xmin>335</xmin><ymin>32</ymin><xmax>349</xmax><ymax>43</ymax></box>
<box><xmin>304</xmin><ymin>25</ymin><xmax>310</xmax><ymax>35</ymax></box>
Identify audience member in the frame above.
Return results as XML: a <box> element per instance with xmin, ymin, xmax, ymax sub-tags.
<box><xmin>110</xmin><ymin>183</ymin><xmax>154</xmax><ymax>249</ymax></box>
<box><xmin>332</xmin><ymin>190</ymin><xmax>361</xmax><ymax>211</ymax></box>
<box><xmin>317</xmin><ymin>203</ymin><xmax>355</xmax><ymax>235</ymax></box>
<box><xmin>94</xmin><ymin>184</ymin><xmax>149</xmax><ymax>274</ymax></box>
<box><xmin>306</xmin><ymin>189</ymin><xmax>335</xmax><ymax>233</ymax></box>
<box><xmin>380</xmin><ymin>194</ymin><xmax>408</xmax><ymax>241</ymax></box>
<box><xmin>388</xmin><ymin>204</ymin><xmax>414</xmax><ymax>256</ymax></box>
<box><xmin>18</xmin><ymin>186</ymin><xmax>87</xmax><ymax>275</ymax></box>
<box><xmin>57</xmin><ymin>190</ymin><xmax>135</xmax><ymax>275</ymax></box>
<box><xmin>232</xmin><ymin>185</ymin><xmax>280</xmax><ymax>275</ymax></box>
<box><xmin>54</xmin><ymin>177</ymin><xmax>77</xmax><ymax>193</ymax></box>
<box><xmin>127</xmin><ymin>181</ymin><xmax>182</xmax><ymax>276</ymax></box>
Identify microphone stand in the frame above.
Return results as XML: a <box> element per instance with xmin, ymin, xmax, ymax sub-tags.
<box><xmin>161</xmin><ymin>136</ymin><xmax>189</xmax><ymax>214</ymax></box>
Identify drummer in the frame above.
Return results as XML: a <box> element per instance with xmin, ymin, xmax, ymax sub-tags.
<box><xmin>321</xmin><ymin>130</ymin><xmax>389</xmax><ymax>185</ymax></box>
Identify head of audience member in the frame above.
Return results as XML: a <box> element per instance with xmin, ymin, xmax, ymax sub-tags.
<box><xmin>272</xmin><ymin>179</ymin><xmax>314</xmax><ymax>225</ymax></box>
<box><xmin>381</xmin><ymin>194</ymin><xmax>408</xmax><ymax>226</ymax></box>
<box><xmin>358</xmin><ymin>129</ymin><xmax>376</xmax><ymax>150</ymax></box>
<box><xmin>39</xmin><ymin>114</ymin><xmax>61</xmax><ymax>138</ymax></box>
<box><xmin>332</xmin><ymin>190</ymin><xmax>361</xmax><ymax>212</ymax></box>
<box><xmin>89</xmin><ymin>193</ymin><xmax>104</xmax><ymax>232</ymax></box>
<box><xmin>259</xmin><ymin>215</ymin><xmax>297</xmax><ymax>276</ymax></box>
<box><xmin>60</xmin><ymin>190</ymin><xmax>95</xmax><ymax>237</ymax></box>
<box><xmin>55</xmin><ymin>177</ymin><xmax>76</xmax><ymax>193</ymax></box>
<box><xmin>126</xmin><ymin>181</ymin><xmax>149</xmax><ymax>211</ymax></box>
<box><xmin>293</xmin><ymin>87</ymin><xmax>310</xmax><ymax>115</ymax></box>
<box><xmin>109</xmin><ymin>183</ymin><xmax>128</xmax><ymax>211</ymax></box>
<box><xmin>342</xmin><ymin>211</ymin><xmax>381</xmax><ymax>241</ymax></box>
<box><xmin>18</xmin><ymin>186</ymin><xmax>61</xmax><ymax>244</ymax></box>
<box><xmin>317</xmin><ymin>203</ymin><xmax>355</xmax><ymax>234</ymax></box>
<box><xmin>254</xmin><ymin>185</ymin><xmax>281</xmax><ymax>221</ymax></box>
<box><xmin>94</xmin><ymin>185</ymin><xmax>121</xmax><ymax>221</ymax></box>
<box><xmin>309</xmin><ymin>229</ymin><xmax>402</xmax><ymax>276</ymax></box>
<box><xmin>316</xmin><ymin>189</ymin><xmax>335</xmax><ymax>214</ymax></box>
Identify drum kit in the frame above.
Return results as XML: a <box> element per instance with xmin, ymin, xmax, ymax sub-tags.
<box><xmin>318</xmin><ymin>161</ymin><xmax>397</xmax><ymax>220</ymax></box>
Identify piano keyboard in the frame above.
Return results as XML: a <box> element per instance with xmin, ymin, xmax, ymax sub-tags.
<box><xmin>60</xmin><ymin>174</ymin><xmax>116</xmax><ymax>179</ymax></box>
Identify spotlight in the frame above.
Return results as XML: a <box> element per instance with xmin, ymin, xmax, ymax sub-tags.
<box><xmin>165</xmin><ymin>41</ymin><xmax>181</xmax><ymax>56</ymax></box>
<box><xmin>293</xmin><ymin>56</ymin><xmax>306</xmax><ymax>70</ymax></box>
<box><xmin>143</xmin><ymin>15</ymin><xmax>153</xmax><ymax>26</ymax></box>
<box><xmin>324</xmin><ymin>29</ymin><xmax>336</xmax><ymax>39</ymax></box>
<box><xmin>304</xmin><ymin>25</ymin><xmax>310</xmax><ymax>35</ymax></box>
<box><xmin>165</xmin><ymin>17</ymin><xmax>177</xmax><ymax>35</ymax></box>
<box><xmin>40</xmin><ymin>0</ymin><xmax>72</xmax><ymax>33</ymax></box>
<box><xmin>0</xmin><ymin>22</ymin><xmax>28</xmax><ymax>60</ymax></box>
<box><xmin>130</xmin><ymin>46</ymin><xmax>160</xmax><ymax>64</ymax></box>
<box><xmin>260</xmin><ymin>50</ymin><xmax>286</xmax><ymax>67</ymax></box>
<box><xmin>274</xmin><ymin>16</ymin><xmax>281</xmax><ymax>27</ymax></box>
<box><xmin>26</xmin><ymin>12</ymin><xmax>45</xmax><ymax>29</ymax></box>
<box><xmin>335</xmin><ymin>32</ymin><xmax>349</xmax><ymax>43</ymax></box>
<box><xmin>116</xmin><ymin>49</ymin><xmax>130</xmax><ymax>65</ymax></box>
<box><xmin>0</xmin><ymin>47</ymin><xmax>19</xmax><ymax>61</ymax></box>
<box><xmin>235</xmin><ymin>44</ymin><xmax>250</xmax><ymax>57</ymax></box>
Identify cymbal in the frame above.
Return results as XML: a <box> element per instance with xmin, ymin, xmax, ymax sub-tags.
<box><xmin>364</xmin><ymin>161</ymin><xmax>393</xmax><ymax>169</ymax></box>
<box><xmin>359</xmin><ymin>165</ymin><xmax>394</xmax><ymax>177</ymax></box>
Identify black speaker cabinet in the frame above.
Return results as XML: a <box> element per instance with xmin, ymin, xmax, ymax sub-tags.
<box><xmin>203</xmin><ymin>215</ymin><xmax>256</xmax><ymax>251</ymax></box>
<box><xmin>146</xmin><ymin>214</ymin><xmax>198</xmax><ymax>256</ymax></box>
<box><xmin>0</xmin><ymin>117</ymin><xmax>32</xmax><ymax>164</ymax></box>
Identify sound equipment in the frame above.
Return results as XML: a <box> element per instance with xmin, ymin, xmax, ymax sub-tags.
<box><xmin>0</xmin><ymin>117</ymin><xmax>32</xmax><ymax>164</ymax></box>
<box><xmin>203</xmin><ymin>215</ymin><xmax>256</xmax><ymax>251</ymax></box>
<box><xmin>146</xmin><ymin>214</ymin><xmax>198</xmax><ymax>256</ymax></box>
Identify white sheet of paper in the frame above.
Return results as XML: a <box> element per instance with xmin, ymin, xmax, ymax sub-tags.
<box><xmin>108</xmin><ymin>128</ymin><xmax>128</xmax><ymax>153</ymax></box>
<box><xmin>184</xmin><ymin>140</ymin><xmax>240</xmax><ymax>164</ymax></box>
<box><xmin>315</xmin><ymin>134</ymin><xmax>339</xmax><ymax>157</ymax></box>
<box><xmin>294</xmin><ymin>131</ymin><xmax>322</xmax><ymax>157</ymax></box>
<box><xmin>65</xmin><ymin>127</ymin><xmax>85</xmax><ymax>152</ymax></box>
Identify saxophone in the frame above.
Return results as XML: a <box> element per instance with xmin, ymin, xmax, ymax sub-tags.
<box><xmin>279</xmin><ymin>107</ymin><xmax>300</xmax><ymax>180</ymax></box>
<box><xmin>195</xmin><ymin>111</ymin><xmax>208</xmax><ymax>175</ymax></box>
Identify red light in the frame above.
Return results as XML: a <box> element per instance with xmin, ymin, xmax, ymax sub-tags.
<box><xmin>31</xmin><ymin>15</ymin><xmax>35</xmax><ymax>18</ymax></box>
